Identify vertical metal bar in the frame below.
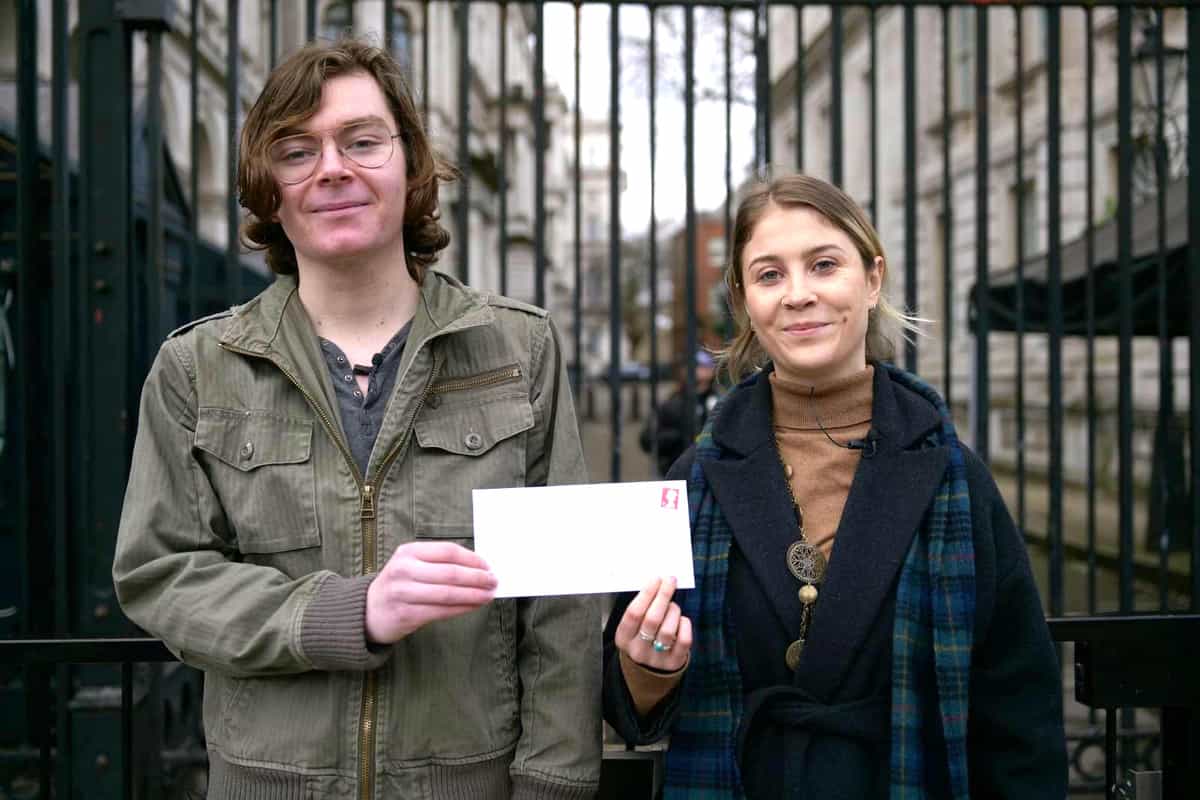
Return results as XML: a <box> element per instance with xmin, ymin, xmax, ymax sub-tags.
<box><xmin>1117</xmin><ymin>5</ymin><xmax>1134</xmax><ymax>614</ymax></box>
<box><xmin>1190</xmin><ymin>0</ymin><xmax>1200</xmax><ymax>613</ymax></box>
<box><xmin>650</xmin><ymin>5</ymin><xmax>660</xmax><ymax>465</ymax></box>
<box><xmin>307</xmin><ymin>0</ymin><xmax>316</xmax><ymax>42</ymax></box>
<box><xmin>534</xmin><ymin>2</ymin><xmax>546</xmax><ymax>308</ymax></box>
<box><xmin>422</xmin><ymin>0</ymin><xmax>430</xmax><ymax>122</ymax></box>
<box><xmin>941</xmin><ymin>6</ymin><xmax>952</xmax><ymax>406</ymax></box>
<box><xmin>794</xmin><ymin>4</ymin><xmax>803</xmax><ymax>172</ymax></box>
<box><xmin>903</xmin><ymin>6</ymin><xmax>917</xmax><ymax>371</ymax></box>
<box><xmin>1086</xmin><ymin>6</ymin><xmax>1097</xmax><ymax>616</ymax></box>
<box><xmin>725</xmin><ymin>7</ymin><xmax>732</xmax><ymax>248</ymax></box>
<box><xmin>868</xmin><ymin>6</ymin><xmax>877</xmax><ymax>222</ymax></box>
<box><xmin>1106</xmin><ymin>707</ymin><xmax>1117</xmax><ymax>800</ymax></box>
<box><xmin>572</xmin><ymin>2</ymin><xmax>582</xmax><ymax>401</ymax></box>
<box><xmin>121</xmin><ymin>661</ymin><xmax>133</xmax><ymax>799</ymax></box>
<box><xmin>683</xmin><ymin>5</ymin><xmax>697</xmax><ymax>450</ymax></box>
<box><xmin>347</xmin><ymin>0</ymin><xmax>354</xmax><ymax>35</ymax></box>
<box><xmin>384</xmin><ymin>0</ymin><xmax>394</xmax><ymax>57</ymax></box>
<box><xmin>1046</xmin><ymin>5</ymin><xmax>1064</xmax><ymax>619</ymax></box>
<box><xmin>190</xmin><ymin>0</ymin><xmax>200</xmax><ymax>320</ymax></box>
<box><xmin>973</xmin><ymin>5</ymin><xmax>990</xmax><ymax>464</ymax></box>
<box><xmin>148</xmin><ymin>30</ymin><xmax>165</xmax><ymax>341</ymax></box>
<box><xmin>1015</xmin><ymin>9</ymin><xmax>1026</xmax><ymax>544</ymax></box>
<box><xmin>499</xmin><ymin>2</ymin><xmax>508</xmax><ymax>296</ymax></box>
<box><xmin>79</xmin><ymin>0</ymin><xmax>133</xmax><ymax>640</ymax></box>
<box><xmin>270</xmin><ymin>0</ymin><xmax>277</xmax><ymax>68</ymax></box>
<box><xmin>1153</xmin><ymin>7</ymin><xmax>1172</xmax><ymax>612</ymax></box>
<box><xmin>754</xmin><ymin>0</ymin><xmax>770</xmax><ymax>174</ymax></box>
<box><xmin>15</xmin><ymin>0</ymin><xmax>38</xmax><ymax>640</ymax></box>
<box><xmin>608</xmin><ymin>1</ymin><xmax>622</xmax><ymax>482</ymax></box>
<box><xmin>51</xmin><ymin>0</ymin><xmax>71</xmax><ymax>638</ymax></box>
<box><xmin>830</xmin><ymin>4</ymin><xmax>842</xmax><ymax>186</ymax></box>
<box><xmin>227</xmin><ymin>0</ymin><xmax>242</xmax><ymax>301</ymax></box>
<box><xmin>456</xmin><ymin>0</ymin><xmax>470</xmax><ymax>282</ymax></box>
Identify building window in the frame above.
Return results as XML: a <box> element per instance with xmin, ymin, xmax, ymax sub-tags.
<box><xmin>321</xmin><ymin>0</ymin><xmax>350</xmax><ymax>40</ymax></box>
<box><xmin>1010</xmin><ymin>179</ymin><xmax>1038</xmax><ymax>264</ymax></box>
<box><xmin>391</xmin><ymin>7</ymin><xmax>412</xmax><ymax>73</ymax></box>
<box><xmin>706</xmin><ymin>236</ymin><xmax>726</xmax><ymax>269</ymax></box>
<box><xmin>950</xmin><ymin>8</ymin><xmax>975</xmax><ymax>113</ymax></box>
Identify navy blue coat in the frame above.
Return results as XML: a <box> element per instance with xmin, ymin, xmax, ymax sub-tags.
<box><xmin>603</xmin><ymin>366</ymin><xmax>1068</xmax><ymax>799</ymax></box>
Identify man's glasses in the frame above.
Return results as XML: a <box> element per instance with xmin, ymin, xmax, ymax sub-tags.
<box><xmin>268</xmin><ymin>121</ymin><xmax>401</xmax><ymax>185</ymax></box>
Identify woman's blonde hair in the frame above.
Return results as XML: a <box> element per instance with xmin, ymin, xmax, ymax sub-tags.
<box><xmin>718</xmin><ymin>174</ymin><xmax>921</xmax><ymax>383</ymax></box>
<box><xmin>237</xmin><ymin>38</ymin><xmax>455</xmax><ymax>282</ymax></box>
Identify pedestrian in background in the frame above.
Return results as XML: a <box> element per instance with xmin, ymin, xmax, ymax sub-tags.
<box><xmin>639</xmin><ymin>350</ymin><xmax>721</xmax><ymax>476</ymax></box>
<box><xmin>114</xmin><ymin>38</ymin><xmax>599</xmax><ymax>800</ymax></box>
<box><xmin>604</xmin><ymin>174</ymin><xmax>1066</xmax><ymax>798</ymax></box>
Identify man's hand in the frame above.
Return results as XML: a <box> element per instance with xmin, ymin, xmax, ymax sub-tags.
<box><xmin>365</xmin><ymin>542</ymin><xmax>498</xmax><ymax>644</ymax></box>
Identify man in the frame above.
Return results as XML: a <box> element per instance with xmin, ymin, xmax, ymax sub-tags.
<box><xmin>639</xmin><ymin>350</ymin><xmax>719</xmax><ymax>476</ymax></box>
<box><xmin>113</xmin><ymin>39</ymin><xmax>599</xmax><ymax>800</ymax></box>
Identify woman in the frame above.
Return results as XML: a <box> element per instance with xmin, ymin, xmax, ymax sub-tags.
<box><xmin>602</xmin><ymin>174</ymin><xmax>1066</xmax><ymax>798</ymax></box>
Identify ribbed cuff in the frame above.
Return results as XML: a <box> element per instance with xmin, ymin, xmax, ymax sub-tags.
<box><xmin>511</xmin><ymin>774</ymin><xmax>597</xmax><ymax>800</ymax></box>
<box><xmin>299</xmin><ymin>574</ymin><xmax>391</xmax><ymax>671</ymax></box>
<box><xmin>618</xmin><ymin>650</ymin><xmax>687</xmax><ymax>718</ymax></box>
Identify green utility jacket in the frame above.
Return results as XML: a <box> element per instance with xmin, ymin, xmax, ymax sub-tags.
<box><xmin>114</xmin><ymin>271</ymin><xmax>600</xmax><ymax>800</ymax></box>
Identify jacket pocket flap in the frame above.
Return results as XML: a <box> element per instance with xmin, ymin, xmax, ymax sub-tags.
<box><xmin>195</xmin><ymin>409</ymin><xmax>313</xmax><ymax>471</ymax></box>
<box><xmin>414</xmin><ymin>400</ymin><xmax>534</xmax><ymax>456</ymax></box>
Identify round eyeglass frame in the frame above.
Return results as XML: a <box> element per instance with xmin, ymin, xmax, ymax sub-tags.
<box><xmin>268</xmin><ymin>131</ymin><xmax>403</xmax><ymax>185</ymax></box>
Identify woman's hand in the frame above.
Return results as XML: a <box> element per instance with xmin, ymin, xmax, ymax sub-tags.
<box><xmin>613</xmin><ymin>576</ymin><xmax>692</xmax><ymax>672</ymax></box>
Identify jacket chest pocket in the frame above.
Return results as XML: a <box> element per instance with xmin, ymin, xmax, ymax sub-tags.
<box><xmin>194</xmin><ymin>408</ymin><xmax>321</xmax><ymax>556</ymax></box>
<box><xmin>411</xmin><ymin>395</ymin><xmax>534</xmax><ymax>539</ymax></box>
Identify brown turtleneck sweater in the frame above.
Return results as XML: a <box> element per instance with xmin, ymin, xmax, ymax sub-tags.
<box><xmin>619</xmin><ymin>365</ymin><xmax>876</xmax><ymax>717</ymax></box>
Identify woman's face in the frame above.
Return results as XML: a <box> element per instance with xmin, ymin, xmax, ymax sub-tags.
<box><xmin>740</xmin><ymin>203</ymin><xmax>883</xmax><ymax>386</ymax></box>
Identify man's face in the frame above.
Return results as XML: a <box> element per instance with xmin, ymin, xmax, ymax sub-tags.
<box><xmin>272</xmin><ymin>72</ymin><xmax>409</xmax><ymax>271</ymax></box>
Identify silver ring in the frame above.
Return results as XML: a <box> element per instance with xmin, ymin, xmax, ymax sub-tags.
<box><xmin>652</xmin><ymin>640</ymin><xmax>672</xmax><ymax>653</ymax></box>
<box><xmin>637</xmin><ymin>630</ymin><xmax>655</xmax><ymax>642</ymax></box>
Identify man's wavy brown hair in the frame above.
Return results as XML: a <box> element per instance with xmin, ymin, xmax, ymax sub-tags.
<box><xmin>238</xmin><ymin>38</ymin><xmax>454</xmax><ymax>282</ymax></box>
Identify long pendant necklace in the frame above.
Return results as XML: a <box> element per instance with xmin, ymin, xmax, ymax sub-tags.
<box><xmin>775</xmin><ymin>438</ymin><xmax>827</xmax><ymax>671</ymax></box>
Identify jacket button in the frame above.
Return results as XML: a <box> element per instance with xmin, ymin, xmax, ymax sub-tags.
<box><xmin>464</xmin><ymin>432</ymin><xmax>483</xmax><ymax>451</ymax></box>
<box><xmin>427</xmin><ymin>394</ymin><xmax>442</xmax><ymax>409</ymax></box>
<box><xmin>240</xmin><ymin>441</ymin><xmax>254</xmax><ymax>461</ymax></box>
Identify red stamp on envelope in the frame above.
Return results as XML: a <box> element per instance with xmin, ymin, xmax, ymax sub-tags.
<box><xmin>661</xmin><ymin>487</ymin><xmax>680</xmax><ymax>510</ymax></box>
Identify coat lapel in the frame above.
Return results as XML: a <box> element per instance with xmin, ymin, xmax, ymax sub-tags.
<box><xmin>702</xmin><ymin>374</ymin><xmax>806</xmax><ymax>638</ymax></box>
<box><xmin>795</xmin><ymin>367</ymin><xmax>947</xmax><ymax>701</ymax></box>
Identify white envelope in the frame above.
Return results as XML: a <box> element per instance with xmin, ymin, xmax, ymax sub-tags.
<box><xmin>472</xmin><ymin>481</ymin><xmax>696</xmax><ymax>598</ymax></box>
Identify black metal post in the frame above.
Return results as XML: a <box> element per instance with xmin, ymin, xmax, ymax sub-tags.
<box><xmin>534</xmin><ymin>1</ymin><xmax>546</xmax><ymax>308</ymax></box>
<box><xmin>1189</xmin><ymin>0</ymin><xmax>1200</xmax><ymax>613</ymax></box>
<box><xmin>903</xmin><ymin>5</ymin><xmax>916</xmax><ymax>371</ymax></box>
<box><xmin>973</xmin><ymin>6</ymin><xmax>989</xmax><ymax>463</ymax></box>
<box><xmin>573</xmin><ymin>2</ymin><xmax>582</xmax><ymax>401</ymax></box>
<box><xmin>1046</xmin><ymin>6</ymin><xmax>1064</xmax><ymax>620</ymax></box>
<box><xmin>190</xmin><ymin>0</ymin><xmax>200</xmax><ymax>320</ymax></box>
<box><xmin>609</xmin><ymin>0</ymin><xmax>622</xmax><ymax>482</ymax></box>
<box><xmin>682</xmin><ymin>5</ymin><xmax>697</xmax><ymax>450</ymax></box>
<box><xmin>1015</xmin><ymin>9</ymin><xmax>1026</xmax><ymax>543</ymax></box>
<box><xmin>457</xmin><ymin>0</ymin><xmax>470</xmax><ymax>282</ymax></box>
<box><xmin>227</xmin><ymin>0</ymin><xmax>241</xmax><ymax>301</ymax></box>
<box><xmin>1117</xmin><ymin>6</ymin><xmax>1134</xmax><ymax>614</ymax></box>
<box><xmin>499</xmin><ymin>1</ymin><xmax>508</xmax><ymax>296</ymax></box>
<box><xmin>754</xmin><ymin>0</ymin><xmax>769</xmax><ymax>174</ymax></box>
<box><xmin>941</xmin><ymin>6</ymin><xmax>951</xmax><ymax>406</ymax></box>
<box><xmin>830</xmin><ymin>5</ymin><xmax>842</xmax><ymax>187</ymax></box>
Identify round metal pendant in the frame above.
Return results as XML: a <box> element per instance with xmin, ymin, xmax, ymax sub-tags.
<box><xmin>785</xmin><ymin>639</ymin><xmax>805</xmax><ymax>671</ymax></box>
<box><xmin>786</xmin><ymin>540</ymin><xmax>827</xmax><ymax>584</ymax></box>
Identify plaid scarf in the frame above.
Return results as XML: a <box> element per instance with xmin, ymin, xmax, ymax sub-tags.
<box><xmin>664</xmin><ymin>364</ymin><xmax>975</xmax><ymax>800</ymax></box>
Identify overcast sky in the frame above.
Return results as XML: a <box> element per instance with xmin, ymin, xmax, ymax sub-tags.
<box><xmin>542</xmin><ymin>4</ymin><xmax>759</xmax><ymax>237</ymax></box>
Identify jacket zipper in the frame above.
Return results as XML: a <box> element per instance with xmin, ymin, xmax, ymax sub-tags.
<box><xmin>219</xmin><ymin>341</ymin><xmax>441</xmax><ymax>800</ymax></box>
<box><xmin>355</xmin><ymin>352</ymin><xmax>441</xmax><ymax>800</ymax></box>
<box><xmin>429</xmin><ymin>363</ymin><xmax>521</xmax><ymax>396</ymax></box>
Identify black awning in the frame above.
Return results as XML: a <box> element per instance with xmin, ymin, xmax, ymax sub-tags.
<box><xmin>969</xmin><ymin>176</ymin><xmax>1189</xmax><ymax>337</ymax></box>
